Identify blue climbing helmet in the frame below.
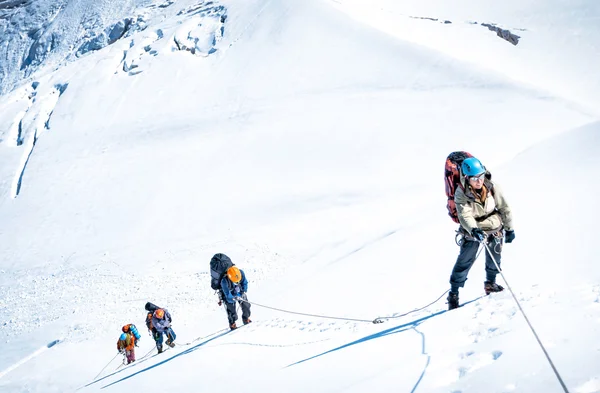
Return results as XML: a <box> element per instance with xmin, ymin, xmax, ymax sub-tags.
<box><xmin>461</xmin><ymin>157</ymin><xmax>486</xmax><ymax>177</ymax></box>
<box><xmin>120</xmin><ymin>333</ymin><xmax>127</xmax><ymax>341</ymax></box>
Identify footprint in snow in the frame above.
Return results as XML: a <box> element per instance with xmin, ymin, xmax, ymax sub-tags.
<box><xmin>575</xmin><ymin>376</ymin><xmax>600</xmax><ymax>393</ymax></box>
<box><xmin>456</xmin><ymin>350</ymin><xmax>503</xmax><ymax>379</ymax></box>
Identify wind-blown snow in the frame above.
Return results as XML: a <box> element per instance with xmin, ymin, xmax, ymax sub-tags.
<box><xmin>0</xmin><ymin>0</ymin><xmax>599</xmax><ymax>392</ymax></box>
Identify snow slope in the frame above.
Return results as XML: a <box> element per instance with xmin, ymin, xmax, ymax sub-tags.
<box><xmin>331</xmin><ymin>0</ymin><xmax>600</xmax><ymax>114</ymax></box>
<box><xmin>0</xmin><ymin>0</ymin><xmax>599</xmax><ymax>392</ymax></box>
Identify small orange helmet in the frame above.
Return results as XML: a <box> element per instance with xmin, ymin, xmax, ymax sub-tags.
<box><xmin>226</xmin><ymin>266</ymin><xmax>242</xmax><ymax>283</ymax></box>
<box><xmin>122</xmin><ymin>324</ymin><xmax>130</xmax><ymax>333</ymax></box>
<box><xmin>154</xmin><ymin>309</ymin><xmax>165</xmax><ymax>319</ymax></box>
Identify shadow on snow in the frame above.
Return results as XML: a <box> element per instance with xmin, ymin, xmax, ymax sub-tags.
<box><xmin>286</xmin><ymin>297</ymin><xmax>482</xmax><ymax>392</ymax></box>
<box><xmin>98</xmin><ymin>330</ymin><xmax>231</xmax><ymax>389</ymax></box>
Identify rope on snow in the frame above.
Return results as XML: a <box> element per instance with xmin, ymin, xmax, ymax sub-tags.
<box><xmin>235</xmin><ymin>289</ymin><xmax>450</xmax><ymax>325</ymax></box>
<box><xmin>480</xmin><ymin>240</ymin><xmax>570</xmax><ymax>393</ymax></box>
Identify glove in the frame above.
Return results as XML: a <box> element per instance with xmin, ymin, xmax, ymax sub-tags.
<box><xmin>505</xmin><ymin>230</ymin><xmax>515</xmax><ymax>243</ymax></box>
<box><xmin>471</xmin><ymin>228</ymin><xmax>486</xmax><ymax>242</ymax></box>
<box><xmin>233</xmin><ymin>296</ymin><xmax>241</xmax><ymax>301</ymax></box>
<box><xmin>218</xmin><ymin>300</ymin><xmax>222</xmax><ymax>306</ymax></box>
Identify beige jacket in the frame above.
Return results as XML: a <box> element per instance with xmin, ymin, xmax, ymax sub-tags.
<box><xmin>454</xmin><ymin>176</ymin><xmax>513</xmax><ymax>234</ymax></box>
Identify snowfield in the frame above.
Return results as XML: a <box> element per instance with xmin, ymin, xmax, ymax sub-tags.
<box><xmin>1</xmin><ymin>0</ymin><xmax>599</xmax><ymax>392</ymax></box>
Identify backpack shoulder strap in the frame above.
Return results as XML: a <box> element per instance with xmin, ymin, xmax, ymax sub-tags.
<box><xmin>485</xmin><ymin>175</ymin><xmax>494</xmax><ymax>196</ymax></box>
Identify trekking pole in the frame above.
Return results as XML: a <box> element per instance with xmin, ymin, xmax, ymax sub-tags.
<box><xmin>480</xmin><ymin>240</ymin><xmax>570</xmax><ymax>393</ymax></box>
<box><xmin>92</xmin><ymin>352</ymin><xmax>120</xmax><ymax>380</ymax></box>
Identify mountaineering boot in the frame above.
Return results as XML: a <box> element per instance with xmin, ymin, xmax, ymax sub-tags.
<box><xmin>242</xmin><ymin>318</ymin><xmax>252</xmax><ymax>325</ymax></box>
<box><xmin>157</xmin><ymin>345</ymin><xmax>163</xmax><ymax>354</ymax></box>
<box><xmin>447</xmin><ymin>292</ymin><xmax>459</xmax><ymax>310</ymax></box>
<box><xmin>230</xmin><ymin>323</ymin><xmax>237</xmax><ymax>330</ymax></box>
<box><xmin>484</xmin><ymin>281</ymin><xmax>505</xmax><ymax>295</ymax></box>
<box><xmin>165</xmin><ymin>338</ymin><xmax>175</xmax><ymax>348</ymax></box>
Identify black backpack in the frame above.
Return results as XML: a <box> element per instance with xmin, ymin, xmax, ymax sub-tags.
<box><xmin>210</xmin><ymin>253</ymin><xmax>234</xmax><ymax>290</ymax></box>
<box><xmin>144</xmin><ymin>302</ymin><xmax>161</xmax><ymax>329</ymax></box>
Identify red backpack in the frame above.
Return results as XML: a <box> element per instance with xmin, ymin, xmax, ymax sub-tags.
<box><xmin>444</xmin><ymin>151</ymin><xmax>473</xmax><ymax>223</ymax></box>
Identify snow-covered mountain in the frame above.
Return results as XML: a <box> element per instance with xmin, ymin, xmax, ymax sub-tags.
<box><xmin>2</xmin><ymin>0</ymin><xmax>140</xmax><ymax>94</ymax></box>
<box><xmin>1</xmin><ymin>0</ymin><xmax>599</xmax><ymax>392</ymax></box>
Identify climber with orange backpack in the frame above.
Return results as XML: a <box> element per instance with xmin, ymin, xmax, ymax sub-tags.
<box><xmin>144</xmin><ymin>302</ymin><xmax>176</xmax><ymax>353</ymax></box>
<box><xmin>444</xmin><ymin>153</ymin><xmax>515</xmax><ymax>310</ymax></box>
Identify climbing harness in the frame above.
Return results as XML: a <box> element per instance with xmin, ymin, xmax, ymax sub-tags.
<box><xmin>490</xmin><ymin>230</ymin><xmax>504</xmax><ymax>254</ymax></box>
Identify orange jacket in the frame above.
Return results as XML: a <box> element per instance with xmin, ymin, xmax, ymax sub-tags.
<box><xmin>117</xmin><ymin>333</ymin><xmax>136</xmax><ymax>351</ymax></box>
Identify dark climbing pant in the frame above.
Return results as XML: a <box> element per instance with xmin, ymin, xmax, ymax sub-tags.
<box><xmin>450</xmin><ymin>235</ymin><xmax>502</xmax><ymax>293</ymax></box>
<box><xmin>225</xmin><ymin>293</ymin><xmax>251</xmax><ymax>324</ymax></box>
<box><xmin>153</xmin><ymin>327</ymin><xmax>176</xmax><ymax>349</ymax></box>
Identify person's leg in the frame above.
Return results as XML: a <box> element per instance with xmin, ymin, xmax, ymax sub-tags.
<box><xmin>484</xmin><ymin>235</ymin><xmax>502</xmax><ymax>282</ymax></box>
<box><xmin>449</xmin><ymin>239</ymin><xmax>481</xmax><ymax>293</ymax></box>
<box><xmin>153</xmin><ymin>329</ymin><xmax>164</xmax><ymax>352</ymax></box>
<box><xmin>448</xmin><ymin>239</ymin><xmax>481</xmax><ymax>309</ymax></box>
<box><xmin>225</xmin><ymin>301</ymin><xmax>238</xmax><ymax>327</ymax></box>
<box><xmin>168</xmin><ymin>327</ymin><xmax>176</xmax><ymax>342</ymax></box>
<box><xmin>165</xmin><ymin>328</ymin><xmax>176</xmax><ymax>347</ymax></box>
<box><xmin>240</xmin><ymin>293</ymin><xmax>251</xmax><ymax>323</ymax></box>
<box><xmin>127</xmin><ymin>350</ymin><xmax>135</xmax><ymax>363</ymax></box>
<box><xmin>484</xmin><ymin>234</ymin><xmax>505</xmax><ymax>294</ymax></box>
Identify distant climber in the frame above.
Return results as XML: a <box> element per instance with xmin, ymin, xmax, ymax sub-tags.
<box><xmin>220</xmin><ymin>265</ymin><xmax>252</xmax><ymax>330</ymax></box>
<box><xmin>145</xmin><ymin>302</ymin><xmax>176</xmax><ymax>353</ymax></box>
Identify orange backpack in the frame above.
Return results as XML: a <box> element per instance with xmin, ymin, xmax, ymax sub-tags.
<box><xmin>145</xmin><ymin>312</ymin><xmax>153</xmax><ymax>329</ymax></box>
<box><xmin>444</xmin><ymin>151</ymin><xmax>473</xmax><ymax>223</ymax></box>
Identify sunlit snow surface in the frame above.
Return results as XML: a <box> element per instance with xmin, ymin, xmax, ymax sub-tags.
<box><xmin>1</xmin><ymin>0</ymin><xmax>599</xmax><ymax>392</ymax></box>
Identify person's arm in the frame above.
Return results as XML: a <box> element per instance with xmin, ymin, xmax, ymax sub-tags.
<box><xmin>493</xmin><ymin>182</ymin><xmax>513</xmax><ymax>231</ymax></box>
<box><xmin>455</xmin><ymin>187</ymin><xmax>478</xmax><ymax>234</ymax></box>
<box><xmin>221</xmin><ymin>277</ymin><xmax>234</xmax><ymax>303</ymax></box>
<box><xmin>241</xmin><ymin>270</ymin><xmax>248</xmax><ymax>293</ymax></box>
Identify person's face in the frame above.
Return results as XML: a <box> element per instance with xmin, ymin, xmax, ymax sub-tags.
<box><xmin>468</xmin><ymin>173</ymin><xmax>485</xmax><ymax>190</ymax></box>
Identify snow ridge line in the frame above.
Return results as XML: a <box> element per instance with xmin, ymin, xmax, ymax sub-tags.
<box><xmin>8</xmin><ymin>109</ymin><xmax>27</xmax><ymax>146</ymax></box>
<box><xmin>10</xmin><ymin>83</ymin><xmax>68</xmax><ymax>198</ymax></box>
<box><xmin>0</xmin><ymin>339</ymin><xmax>61</xmax><ymax>380</ymax></box>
